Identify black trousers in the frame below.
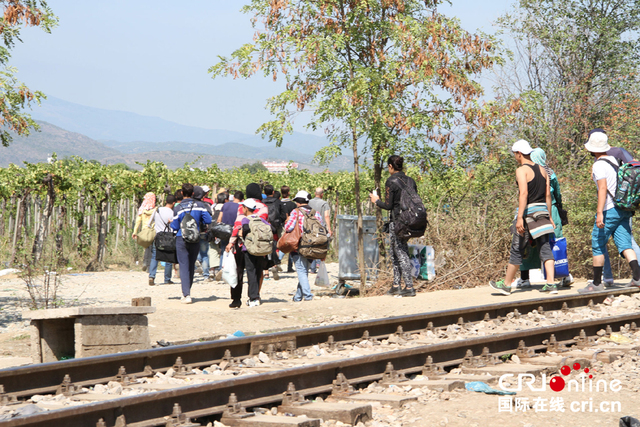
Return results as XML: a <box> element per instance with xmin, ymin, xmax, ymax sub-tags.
<box><xmin>230</xmin><ymin>246</ymin><xmax>266</xmax><ymax>302</ymax></box>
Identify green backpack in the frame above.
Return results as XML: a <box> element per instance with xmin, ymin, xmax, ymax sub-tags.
<box><xmin>598</xmin><ymin>158</ymin><xmax>640</xmax><ymax>211</ymax></box>
<box><xmin>243</xmin><ymin>216</ymin><xmax>274</xmax><ymax>256</ymax></box>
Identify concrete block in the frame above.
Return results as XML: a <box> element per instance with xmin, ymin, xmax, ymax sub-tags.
<box><xmin>462</xmin><ymin>363</ymin><xmax>547</xmax><ymax>376</ymax></box>
<box><xmin>278</xmin><ymin>402</ymin><xmax>371</xmax><ymax>425</ymax></box>
<box><xmin>443</xmin><ymin>374</ymin><xmax>497</xmax><ymax>385</ymax></box>
<box><xmin>23</xmin><ymin>306</ymin><xmax>155</xmax><ymax>320</ymax></box>
<box><xmin>131</xmin><ymin>297</ymin><xmax>151</xmax><ymax>306</ymax></box>
<box><xmin>384</xmin><ymin>379</ymin><xmax>464</xmax><ymax>391</ymax></box>
<box><xmin>344</xmin><ymin>393</ymin><xmax>417</xmax><ymax>408</ymax></box>
<box><xmin>75</xmin><ymin>315</ymin><xmax>151</xmax><ymax>357</ymax></box>
<box><xmin>221</xmin><ymin>414</ymin><xmax>321</xmax><ymax>427</ymax></box>
<box><xmin>37</xmin><ymin>318</ymin><xmax>75</xmax><ymax>363</ymax></box>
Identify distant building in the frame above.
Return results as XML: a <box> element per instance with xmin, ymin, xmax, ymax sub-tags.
<box><xmin>262</xmin><ymin>161</ymin><xmax>298</xmax><ymax>173</ymax></box>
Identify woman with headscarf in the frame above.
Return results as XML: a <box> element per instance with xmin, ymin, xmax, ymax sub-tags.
<box><xmin>517</xmin><ymin>148</ymin><xmax>573</xmax><ymax>288</ymax></box>
<box><xmin>132</xmin><ymin>192</ymin><xmax>157</xmax><ymax>279</ymax></box>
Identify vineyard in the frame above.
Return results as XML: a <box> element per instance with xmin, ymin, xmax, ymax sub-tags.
<box><xmin>0</xmin><ymin>156</ymin><xmax>381</xmax><ymax>271</ymax></box>
<box><xmin>2</xmin><ymin>152</ymin><xmax>619</xmax><ymax>295</ymax></box>
<box><xmin>0</xmin><ymin>154</ymin><xmax>520</xmax><ymax>288</ymax></box>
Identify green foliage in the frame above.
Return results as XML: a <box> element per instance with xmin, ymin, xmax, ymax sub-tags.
<box><xmin>0</xmin><ymin>1</ymin><xmax>58</xmax><ymax>147</ymax></box>
<box><xmin>211</xmin><ymin>0</ymin><xmax>502</xmax><ymax>170</ymax></box>
<box><xmin>495</xmin><ymin>0</ymin><xmax>640</xmax><ymax>166</ymax></box>
<box><xmin>239</xmin><ymin>161</ymin><xmax>268</xmax><ymax>174</ymax></box>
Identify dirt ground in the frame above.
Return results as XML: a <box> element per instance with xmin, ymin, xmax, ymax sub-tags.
<box><xmin>1</xmin><ymin>264</ymin><xmax>639</xmax><ymax>425</ymax></box>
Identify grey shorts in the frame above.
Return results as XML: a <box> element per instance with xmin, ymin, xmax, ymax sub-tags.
<box><xmin>509</xmin><ymin>219</ymin><xmax>554</xmax><ymax>266</ymax></box>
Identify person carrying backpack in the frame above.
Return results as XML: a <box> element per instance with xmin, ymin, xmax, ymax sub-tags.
<box><xmin>225</xmin><ymin>183</ymin><xmax>270</xmax><ymax>308</ymax></box>
<box><xmin>282</xmin><ymin>191</ymin><xmax>325</xmax><ymax>301</ymax></box>
<box><xmin>236</xmin><ymin>198</ymin><xmax>273</xmax><ymax>307</ymax></box>
<box><xmin>369</xmin><ymin>155</ymin><xmax>420</xmax><ymax>297</ymax></box>
<box><xmin>170</xmin><ymin>183</ymin><xmax>212</xmax><ymax>304</ymax></box>
<box><xmin>580</xmin><ymin>130</ymin><xmax>640</xmax><ymax>292</ymax></box>
<box><xmin>263</xmin><ymin>184</ymin><xmax>285</xmax><ymax>280</ymax></box>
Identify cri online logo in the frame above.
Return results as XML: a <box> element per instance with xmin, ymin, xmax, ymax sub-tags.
<box><xmin>499</xmin><ymin>362</ymin><xmax>622</xmax><ymax>393</ymax></box>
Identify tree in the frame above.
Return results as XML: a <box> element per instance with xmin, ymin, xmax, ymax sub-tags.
<box><xmin>239</xmin><ymin>161</ymin><xmax>268</xmax><ymax>174</ymax></box>
<box><xmin>495</xmin><ymin>0</ymin><xmax>640</xmax><ymax>167</ymax></box>
<box><xmin>0</xmin><ymin>1</ymin><xmax>57</xmax><ymax>147</ymax></box>
<box><xmin>211</xmin><ymin>0</ymin><xmax>500</xmax><ymax>292</ymax></box>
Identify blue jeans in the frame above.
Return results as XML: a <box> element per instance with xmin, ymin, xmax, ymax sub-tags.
<box><xmin>196</xmin><ymin>237</ymin><xmax>210</xmax><ymax>277</ymax></box>
<box><xmin>309</xmin><ymin>259</ymin><xmax>318</xmax><ymax>273</ymax></box>
<box><xmin>292</xmin><ymin>253</ymin><xmax>313</xmax><ymax>301</ymax></box>
<box><xmin>603</xmin><ymin>217</ymin><xmax>640</xmax><ymax>280</ymax></box>
<box><xmin>149</xmin><ymin>243</ymin><xmax>172</xmax><ymax>283</ymax></box>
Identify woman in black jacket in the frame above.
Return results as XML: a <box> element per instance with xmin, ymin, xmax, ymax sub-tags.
<box><xmin>370</xmin><ymin>155</ymin><xmax>417</xmax><ymax>297</ymax></box>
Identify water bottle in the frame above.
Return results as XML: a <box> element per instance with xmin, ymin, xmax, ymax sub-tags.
<box><xmin>426</xmin><ymin>246</ymin><xmax>436</xmax><ymax>280</ymax></box>
<box><xmin>619</xmin><ymin>180</ymin><xmax>630</xmax><ymax>199</ymax></box>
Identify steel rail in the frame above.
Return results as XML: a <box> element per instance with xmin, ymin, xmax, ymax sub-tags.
<box><xmin>0</xmin><ymin>288</ymin><xmax>635</xmax><ymax>399</ymax></box>
<box><xmin>3</xmin><ymin>310</ymin><xmax>640</xmax><ymax>427</ymax></box>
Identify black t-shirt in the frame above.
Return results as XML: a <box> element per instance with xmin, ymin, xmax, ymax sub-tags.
<box><xmin>281</xmin><ymin>199</ymin><xmax>297</xmax><ymax>216</ymax></box>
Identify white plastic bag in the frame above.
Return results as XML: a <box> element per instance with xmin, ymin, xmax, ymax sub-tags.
<box><xmin>314</xmin><ymin>261</ymin><xmax>330</xmax><ymax>287</ymax></box>
<box><xmin>222</xmin><ymin>251</ymin><xmax>238</xmax><ymax>288</ymax></box>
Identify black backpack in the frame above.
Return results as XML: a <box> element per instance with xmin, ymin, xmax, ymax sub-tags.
<box><xmin>264</xmin><ymin>198</ymin><xmax>282</xmax><ymax>231</ymax></box>
<box><xmin>394</xmin><ymin>177</ymin><xmax>427</xmax><ymax>240</ymax></box>
<box><xmin>180</xmin><ymin>202</ymin><xmax>200</xmax><ymax>244</ymax></box>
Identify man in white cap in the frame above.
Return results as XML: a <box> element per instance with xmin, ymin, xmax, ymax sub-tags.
<box><xmin>489</xmin><ymin>139</ymin><xmax>557</xmax><ymax>295</ymax></box>
<box><xmin>580</xmin><ymin>130</ymin><xmax>640</xmax><ymax>292</ymax></box>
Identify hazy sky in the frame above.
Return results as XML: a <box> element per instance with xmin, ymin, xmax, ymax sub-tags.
<box><xmin>11</xmin><ymin>0</ymin><xmax>513</xmax><ymax>134</ymax></box>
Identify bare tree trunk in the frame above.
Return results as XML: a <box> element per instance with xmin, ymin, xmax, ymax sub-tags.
<box><xmin>373</xmin><ymin>161</ymin><xmax>387</xmax><ymax>269</ymax></box>
<box><xmin>10</xmin><ymin>193</ymin><xmax>29</xmax><ymax>266</ymax></box>
<box><xmin>351</xmin><ymin>128</ymin><xmax>367</xmax><ymax>296</ymax></box>
<box><xmin>115</xmin><ymin>199</ymin><xmax>122</xmax><ymax>252</ymax></box>
<box><xmin>8</xmin><ymin>195</ymin><xmax>15</xmax><ymax>239</ymax></box>
<box><xmin>32</xmin><ymin>174</ymin><xmax>56</xmax><ymax>263</ymax></box>
<box><xmin>55</xmin><ymin>203</ymin><xmax>67</xmax><ymax>268</ymax></box>
<box><xmin>77</xmin><ymin>193</ymin><xmax>85</xmax><ymax>254</ymax></box>
<box><xmin>0</xmin><ymin>198</ymin><xmax>5</xmax><ymax>237</ymax></box>
<box><xmin>87</xmin><ymin>184</ymin><xmax>111</xmax><ymax>271</ymax></box>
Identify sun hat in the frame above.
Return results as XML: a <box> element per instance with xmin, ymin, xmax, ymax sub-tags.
<box><xmin>511</xmin><ymin>139</ymin><xmax>533</xmax><ymax>155</ymax></box>
<box><xmin>293</xmin><ymin>190</ymin><xmax>310</xmax><ymax>203</ymax></box>
<box><xmin>241</xmin><ymin>199</ymin><xmax>258</xmax><ymax>210</ymax></box>
<box><xmin>584</xmin><ymin>129</ymin><xmax>611</xmax><ymax>153</ymax></box>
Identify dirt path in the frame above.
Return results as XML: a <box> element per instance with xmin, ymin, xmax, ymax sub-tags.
<box><xmin>0</xmin><ymin>263</ymin><xmax>600</xmax><ymax>364</ymax></box>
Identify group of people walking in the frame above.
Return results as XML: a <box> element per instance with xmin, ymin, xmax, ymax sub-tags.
<box><xmin>131</xmin><ymin>130</ymin><xmax>640</xmax><ymax>305</ymax></box>
<box><xmin>132</xmin><ymin>182</ymin><xmax>332</xmax><ymax>307</ymax></box>
<box><xmin>489</xmin><ymin>129</ymin><xmax>640</xmax><ymax>296</ymax></box>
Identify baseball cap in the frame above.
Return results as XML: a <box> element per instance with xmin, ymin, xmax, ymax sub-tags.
<box><xmin>293</xmin><ymin>190</ymin><xmax>310</xmax><ymax>203</ymax></box>
<box><xmin>241</xmin><ymin>199</ymin><xmax>258</xmax><ymax>210</ymax></box>
<box><xmin>201</xmin><ymin>185</ymin><xmax>210</xmax><ymax>193</ymax></box>
<box><xmin>511</xmin><ymin>139</ymin><xmax>533</xmax><ymax>155</ymax></box>
<box><xmin>584</xmin><ymin>129</ymin><xmax>611</xmax><ymax>153</ymax></box>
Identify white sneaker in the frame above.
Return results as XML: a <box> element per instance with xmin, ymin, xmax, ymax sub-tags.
<box><xmin>560</xmin><ymin>274</ymin><xmax>574</xmax><ymax>287</ymax></box>
<box><xmin>516</xmin><ymin>279</ymin><xmax>531</xmax><ymax>288</ymax></box>
<box><xmin>180</xmin><ymin>296</ymin><xmax>193</xmax><ymax>304</ymax></box>
<box><xmin>248</xmin><ymin>299</ymin><xmax>261</xmax><ymax>307</ymax></box>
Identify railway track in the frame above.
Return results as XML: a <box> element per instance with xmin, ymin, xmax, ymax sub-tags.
<box><xmin>1</xmin><ymin>288</ymin><xmax>639</xmax><ymax>426</ymax></box>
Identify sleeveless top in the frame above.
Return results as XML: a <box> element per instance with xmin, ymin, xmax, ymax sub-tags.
<box><xmin>524</xmin><ymin>164</ymin><xmax>546</xmax><ymax>204</ymax></box>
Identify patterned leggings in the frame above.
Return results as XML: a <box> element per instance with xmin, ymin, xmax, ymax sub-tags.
<box><xmin>389</xmin><ymin>222</ymin><xmax>413</xmax><ymax>289</ymax></box>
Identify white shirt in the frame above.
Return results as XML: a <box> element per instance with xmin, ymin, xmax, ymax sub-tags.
<box><xmin>154</xmin><ymin>207</ymin><xmax>174</xmax><ymax>233</ymax></box>
<box><xmin>592</xmin><ymin>155</ymin><xmax>619</xmax><ymax>211</ymax></box>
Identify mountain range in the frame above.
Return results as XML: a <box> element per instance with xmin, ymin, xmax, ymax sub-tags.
<box><xmin>0</xmin><ymin>96</ymin><xmax>352</xmax><ymax>171</ymax></box>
